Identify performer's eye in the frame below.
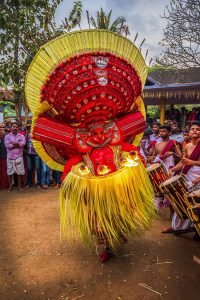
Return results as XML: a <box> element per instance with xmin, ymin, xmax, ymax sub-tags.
<box><xmin>95</xmin><ymin>161</ymin><xmax>99</xmax><ymax>165</ymax></box>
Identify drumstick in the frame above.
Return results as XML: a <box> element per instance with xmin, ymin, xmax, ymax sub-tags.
<box><xmin>173</xmin><ymin>140</ymin><xmax>182</xmax><ymax>157</ymax></box>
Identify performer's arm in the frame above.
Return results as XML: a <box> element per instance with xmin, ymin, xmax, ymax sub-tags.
<box><xmin>61</xmin><ymin>154</ymin><xmax>82</xmax><ymax>182</ymax></box>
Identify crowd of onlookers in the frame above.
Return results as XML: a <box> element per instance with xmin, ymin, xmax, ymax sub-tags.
<box><xmin>0</xmin><ymin>119</ymin><xmax>61</xmax><ymax>191</ymax></box>
<box><xmin>0</xmin><ymin>106</ymin><xmax>200</xmax><ymax>191</ymax></box>
<box><xmin>147</xmin><ymin>106</ymin><xmax>200</xmax><ymax>129</ymax></box>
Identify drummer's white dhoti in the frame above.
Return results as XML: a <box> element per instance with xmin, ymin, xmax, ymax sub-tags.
<box><xmin>172</xmin><ymin>166</ymin><xmax>200</xmax><ymax>231</ymax></box>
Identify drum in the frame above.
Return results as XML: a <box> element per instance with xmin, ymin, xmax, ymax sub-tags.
<box><xmin>159</xmin><ymin>175</ymin><xmax>189</xmax><ymax>220</ymax></box>
<box><xmin>146</xmin><ymin>163</ymin><xmax>168</xmax><ymax>196</ymax></box>
<box><xmin>185</xmin><ymin>189</ymin><xmax>200</xmax><ymax>236</ymax></box>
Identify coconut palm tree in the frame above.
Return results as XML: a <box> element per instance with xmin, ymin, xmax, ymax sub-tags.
<box><xmin>87</xmin><ymin>8</ymin><xmax>130</xmax><ymax>36</ymax></box>
<box><xmin>68</xmin><ymin>0</ymin><xmax>83</xmax><ymax>30</ymax></box>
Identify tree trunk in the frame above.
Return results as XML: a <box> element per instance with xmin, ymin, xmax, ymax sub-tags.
<box><xmin>13</xmin><ymin>1</ymin><xmax>21</xmax><ymax>120</ymax></box>
<box><xmin>24</xmin><ymin>104</ymin><xmax>30</xmax><ymax>124</ymax></box>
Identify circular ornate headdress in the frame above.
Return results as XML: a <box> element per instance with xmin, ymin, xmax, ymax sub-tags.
<box><xmin>25</xmin><ymin>30</ymin><xmax>148</xmax><ymax>170</ymax></box>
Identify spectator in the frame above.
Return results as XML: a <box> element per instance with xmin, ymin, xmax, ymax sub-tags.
<box><xmin>4</xmin><ymin>120</ymin><xmax>26</xmax><ymax>192</ymax></box>
<box><xmin>150</xmin><ymin>122</ymin><xmax>162</xmax><ymax>143</ymax></box>
<box><xmin>26</xmin><ymin>121</ymin><xmax>41</xmax><ymax>188</ymax></box>
<box><xmin>188</xmin><ymin>108</ymin><xmax>196</xmax><ymax>121</ymax></box>
<box><xmin>170</xmin><ymin>122</ymin><xmax>183</xmax><ymax>143</ymax></box>
<box><xmin>185</xmin><ymin>121</ymin><xmax>192</xmax><ymax>131</ymax></box>
<box><xmin>173</xmin><ymin>109</ymin><xmax>181</xmax><ymax>122</ymax></box>
<box><xmin>180</xmin><ymin>109</ymin><xmax>188</xmax><ymax>129</ymax></box>
<box><xmin>182</xmin><ymin>129</ymin><xmax>190</xmax><ymax>151</ymax></box>
<box><xmin>195</xmin><ymin>108</ymin><xmax>200</xmax><ymax>121</ymax></box>
<box><xmin>52</xmin><ymin>170</ymin><xmax>61</xmax><ymax>188</ymax></box>
<box><xmin>0</xmin><ymin>123</ymin><xmax>6</xmax><ymax>134</ymax></box>
<box><xmin>5</xmin><ymin>120</ymin><xmax>11</xmax><ymax>133</ymax></box>
<box><xmin>0</xmin><ymin>129</ymin><xmax>9</xmax><ymax>189</ymax></box>
<box><xmin>41</xmin><ymin>161</ymin><xmax>50</xmax><ymax>189</ymax></box>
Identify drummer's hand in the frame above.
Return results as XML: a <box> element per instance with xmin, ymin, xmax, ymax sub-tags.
<box><xmin>181</xmin><ymin>158</ymin><xmax>194</xmax><ymax>166</ymax></box>
<box><xmin>168</xmin><ymin>169</ymin><xmax>173</xmax><ymax>177</ymax></box>
<box><xmin>165</xmin><ymin>151</ymin><xmax>173</xmax><ymax>157</ymax></box>
<box><xmin>192</xmin><ymin>177</ymin><xmax>200</xmax><ymax>186</ymax></box>
<box><xmin>147</xmin><ymin>156</ymin><xmax>155</xmax><ymax>163</ymax></box>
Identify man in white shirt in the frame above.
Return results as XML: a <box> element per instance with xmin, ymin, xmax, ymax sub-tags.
<box><xmin>170</xmin><ymin>122</ymin><xmax>183</xmax><ymax>143</ymax></box>
<box><xmin>150</xmin><ymin>122</ymin><xmax>162</xmax><ymax>143</ymax></box>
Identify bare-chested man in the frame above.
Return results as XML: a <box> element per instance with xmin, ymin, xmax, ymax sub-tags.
<box><xmin>167</xmin><ymin>121</ymin><xmax>200</xmax><ymax>237</ymax></box>
<box><xmin>149</xmin><ymin>125</ymin><xmax>182</xmax><ymax>213</ymax></box>
<box><xmin>169</xmin><ymin>121</ymin><xmax>200</xmax><ymax>183</ymax></box>
<box><xmin>152</xmin><ymin>125</ymin><xmax>182</xmax><ymax>170</ymax></box>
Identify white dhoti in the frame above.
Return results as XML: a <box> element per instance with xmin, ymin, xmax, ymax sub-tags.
<box><xmin>7</xmin><ymin>156</ymin><xmax>25</xmax><ymax>176</ymax></box>
<box><xmin>172</xmin><ymin>165</ymin><xmax>200</xmax><ymax>232</ymax></box>
<box><xmin>185</xmin><ymin>165</ymin><xmax>200</xmax><ymax>187</ymax></box>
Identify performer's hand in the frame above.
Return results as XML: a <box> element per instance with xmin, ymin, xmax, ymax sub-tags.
<box><xmin>181</xmin><ymin>158</ymin><xmax>194</xmax><ymax>166</ymax></box>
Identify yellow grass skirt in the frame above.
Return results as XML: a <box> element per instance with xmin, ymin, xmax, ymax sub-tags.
<box><xmin>60</xmin><ymin>161</ymin><xmax>155</xmax><ymax>249</ymax></box>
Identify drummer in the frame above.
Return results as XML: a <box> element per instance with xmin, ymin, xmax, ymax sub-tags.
<box><xmin>149</xmin><ymin>125</ymin><xmax>182</xmax><ymax>211</ymax></box>
<box><xmin>151</xmin><ymin>125</ymin><xmax>182</xmax><ymax>170</ymax></box>
<box><xmin>168</xmin><ymin>121</ymin><xmax>200</xmax><ymax>236</ymax></box>
<box><xmin>169</xmin><ymin>121</ymin><xmax>200</xmax><ymax>188</ymax></box>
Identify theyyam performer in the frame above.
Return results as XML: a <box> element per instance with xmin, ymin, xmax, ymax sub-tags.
<box><xmin>25</xmin><ymin>29</ymin><xmax>155</xmax><ymax>262</ymax></box>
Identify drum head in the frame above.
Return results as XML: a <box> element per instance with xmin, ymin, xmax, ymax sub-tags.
<box><xmin>146</xmin><ymin>163</ymin><xmax>160</xmax><ymax>172</ymax></box>
<box><xmin>160</xmin><ymin>175</ymin><xmax>182</xmax><ymax>187</ymax></box>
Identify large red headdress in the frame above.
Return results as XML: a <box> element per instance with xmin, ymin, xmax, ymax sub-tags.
<box><xmin>25</xmin><ymin>30</ymin><xmax>148</xmax><ymax>170</ymax></box>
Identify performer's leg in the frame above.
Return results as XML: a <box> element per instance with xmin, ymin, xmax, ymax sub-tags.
<box><xmin>96</xmin><ymin>233</ymin><xmax>113</xmax><ymax>263</ymax></box>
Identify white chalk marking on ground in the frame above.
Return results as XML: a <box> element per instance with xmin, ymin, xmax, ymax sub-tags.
<box><xmin>138</xmin><ymin>283</ymin><xmax>162</xmax><ymax>296</ymax></box>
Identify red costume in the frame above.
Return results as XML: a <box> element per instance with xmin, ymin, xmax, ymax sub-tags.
<box><xmin>25</xmin><ymin>30</ymin><xmax>155</xmax><ymax>261</ymax></box>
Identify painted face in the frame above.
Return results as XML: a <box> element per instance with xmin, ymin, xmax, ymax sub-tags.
<box><xmin>90</xmin><ymin>126</ymin><xmax>106</xmax><ymax>144</ymax></box>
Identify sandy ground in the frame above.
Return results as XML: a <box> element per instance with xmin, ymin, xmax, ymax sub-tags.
<box><xmin>0</xmin><ymin>187</ymin><xmax>200</xmax><ymax>300</ymax></box>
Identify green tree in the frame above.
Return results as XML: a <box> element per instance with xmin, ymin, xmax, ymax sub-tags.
<box><xmin>0</xmin><ymin>0</ymin><xmax>82</xmax><ymax>121</ymax></box>
<box><xmin>87</xmin><ymin>8</ymin><xmax>130</xmax><ymax>36</ymax></box>
<box><xmin>67</xmin><ymin>0</ymin><xmax>82</xmax><ymax>30</ymax></box>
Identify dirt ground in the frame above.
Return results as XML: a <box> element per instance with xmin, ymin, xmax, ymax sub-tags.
<box><xmin>0</xmin><ymin>187</ymin><xmax>200</xmax><ymax>300</ymax></box>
